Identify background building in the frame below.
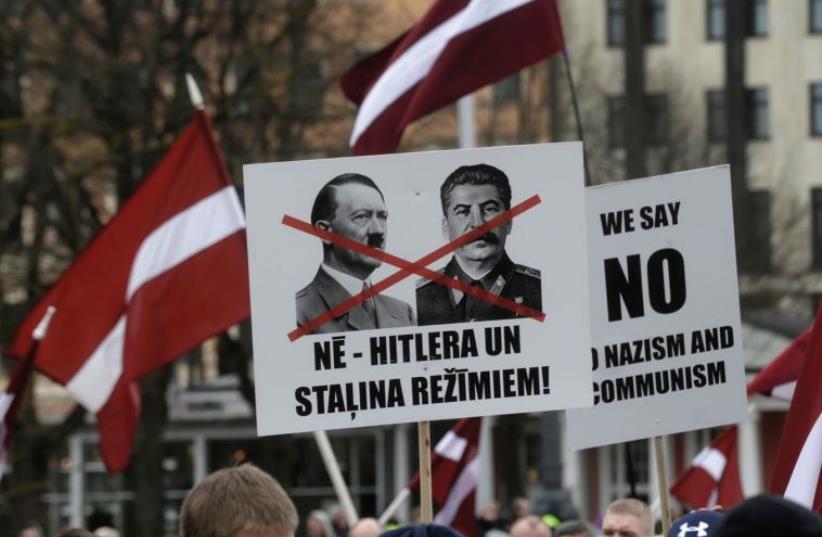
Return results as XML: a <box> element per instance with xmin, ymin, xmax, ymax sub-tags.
<box><xmin>0</xmin><ymin>0</ymin><xmax>817</xmax><ymax>535</ymax></box>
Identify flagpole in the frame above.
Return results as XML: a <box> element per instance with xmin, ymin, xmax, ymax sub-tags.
<box><xmin>314</xmin><ymin>430</ymin><xmax>360</xmax><ymax>525</ymax></box>
<box><xmin>1</xmin><ymin>306</ymin><xmax>55</xmax><ymax>483</ymax></box>
<box><xmin>457</xmin><ymin>95</ymin><xmax>477</xmax><ymax>149</ymax></box>
<box><xmin>378</xmin><ymin>487</ymin><xmax>411</xmax><ymax>525</ymax></box>
<box><xmin>653</xmin><ymin>436</ymin><xmax>672</xmax><ymax>534</ymax></box>
<box><xmin>559</xmin><ymin>50</ymin><xmax>590</xmax><ymax>186</ymax></box>
<box><xmin>418</xmin><ymin>421</ymin><xmax>434</xmax><ymax>522</ymax></box>
<box><xmin>186</xmin><ymin>73</ymin><xmax>205</xmax><ymax>110</ymax></box>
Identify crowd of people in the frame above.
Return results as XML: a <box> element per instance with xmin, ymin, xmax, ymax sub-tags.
<box><xmin>28</xmin><ymin>464</ymin><xmax>822</xmax><ymax>537</ymax></box>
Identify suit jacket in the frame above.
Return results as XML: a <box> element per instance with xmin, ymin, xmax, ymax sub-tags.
<box><xmin>296</xmin><ymin>267</ymin><xmax>415</xmax><ymax>334</ymax></box>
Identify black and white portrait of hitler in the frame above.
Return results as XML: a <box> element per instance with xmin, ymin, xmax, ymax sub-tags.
<box><xmin>416</xmin><ymin>164</ymin><xmax>542</xmax><ymax>325</ymax></box>
<box><xmin>295</xmin><ymin>173</ymin><xmax>415</xmax><ymax>334</ymax></box>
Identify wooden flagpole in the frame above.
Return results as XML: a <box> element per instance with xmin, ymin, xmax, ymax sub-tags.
<box><xmin>653</xmin><ymin>436</ymin><xmax>672</xmax><ymax>535</ymax></box>
<box><xmin>418</xmin><ymin>421</ymin><xmax>433</xmax><ymax>523</ymax></box>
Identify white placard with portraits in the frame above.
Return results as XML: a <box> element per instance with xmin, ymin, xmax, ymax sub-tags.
<box><xmin>244</xmin><ymin>143</ymin><xmax>593</xmax><ymax>435</ymax></box>
<box><xmin>566</xmin><ymin>166</ymin><xmax>748</xmax><ymax>450</ymax></box>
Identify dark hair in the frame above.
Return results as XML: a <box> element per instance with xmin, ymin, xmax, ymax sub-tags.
<box><xmin>311</xmin><ymin>173</ymin><xmax>384</xmax><ymax>225</ymax></box>
<box><xmin>440</xmin><ymin>164</ymin><xmax>512</xmax><ymax>215</ymax></box>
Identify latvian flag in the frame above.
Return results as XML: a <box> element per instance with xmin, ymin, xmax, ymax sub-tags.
<box><xmin>769</xmin><ymin>307</ymin><xmax>822</xmax><ymax>512</ymax></box>
<box><xmin>670</xmin><ymin>426</ymin><xmax>743</xmax><ymax>509</ymax></box>
<box><xmin>5</xmin><ymin>111</ymin><xmax>250</xmax><ymax>472</ymax></box>
<box><xmin>747</xmin><ymin>328</ymin><xmax>810</xmax><ymax>401</ymax></box>
<box><xmin>410</xmin><ymin>418</ymin><xmax>481</xmax><ymax>537</ymax></box>
<box><xmin>341</xmin><ymin>0</ymin><xmax>565</xmax><ymax>155</ymax></box>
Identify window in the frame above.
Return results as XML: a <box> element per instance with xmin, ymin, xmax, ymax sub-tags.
<box><xmin>706</xmin><ymin>90</ymin><xmax>726</xmax><ymax>142</ymax></box>
<box><xmin>706</xmin><ymin>0</ymin><xmax>725</xmax><ymax>40</ymax></box>
<box><xmin>746</xmin><ymin>88</ymin><xmax>769</xmax><ymax>139</ymax></box>
<box><xmin>606</xmin><ymin>0</ymin><xmax>624</xmax><ymax>47</ymax></box>
<box><xmin>607</xmin><ymin>94</ymin><xmax>668</xmax><ymax>148</ymax></box>
<box><xmin>812</xmin><ymin>0</ymin><xmax>822</xmax><ymax>33</ymax></box>
<box><xmin>813</xmin><ymin>188</ymin><xmax>822</xmax><ymax>268</ymax></box>
<box><xmin>646</xmin><ymin>0</ymin><xmax>667</xmax><ymax>43</ymax></box>
<box><xmin>811</xmin><ymin>83</ymin><xmax>822</xmax><ymax>136</ymax></box>
<box><xmin>606</xmin><ymin>0</ymin><xmax>666</xmax><ymax>46</ymax></box>
<box><xmin>748</xmin><ymin>0</ymin><xmax>768</xmax><ymax>37</ymax></box>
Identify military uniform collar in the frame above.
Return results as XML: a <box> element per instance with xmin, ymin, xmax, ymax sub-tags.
<box><xmin>445</xmin><ymin>253</ymin><xmax>513</xmax><ymax>306</ymax></box>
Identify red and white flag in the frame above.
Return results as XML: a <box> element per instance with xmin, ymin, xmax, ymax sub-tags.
<box><xmin>5</xmin><ymin>110</ymin><xmax>250</xmax><ymax>472</ymax></box>
<box><xmin>747</xmin><ymin>328</ymin><xmax>810</xmax><ymax>401</ymax></box>
<box><xmin>769</xmin><ymin>307</ymin><xmax>822</xmax><ymax>512</ymax></box>
<box><xmin>670</xmin><ymin>426</ymin><xmax>744</xmax><ymax>509</ymax></box>
<box><xmin>410</xmin><ymin>418</ymin><xmax>481</xmax><ymax>537</ymax></box>
<box><xmin>341</xmin><ymin>0</ymin><xmax>565</xmax><ymax>155</ymax></box>
<box><xmin>0</xmin><ymin>343</ymin><xmax>36</xmax><ymax>482</ymax></box>
<box><xmin>0</xmin><ymin>307</ymin><xmax>54</xmax><ymax>482</ymax></box>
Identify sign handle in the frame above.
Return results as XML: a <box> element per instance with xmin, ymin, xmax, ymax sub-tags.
<box><xmin>653</xmin><ymin>435</ymin><xmax>672</xmax><ymax>535</ymax></box>
<box><xmin>417</xmin><ymin>420</ymin><xmax>433</xmax><ymax>523</ymax></box>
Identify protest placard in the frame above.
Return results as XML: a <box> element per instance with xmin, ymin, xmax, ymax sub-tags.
<box><xmin>566</xmin><ymin>166</ymin><xmax>747</xmax><ymax>450</ymax></box>
<box><xmin>244</xmin><ymin>143</ymin><xmax>592</xmax><ymax>436</ymax></box>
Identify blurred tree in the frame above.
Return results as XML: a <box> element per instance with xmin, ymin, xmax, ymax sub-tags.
<box><xmin>0</xmin><ymin>1</ymin><xmax>374</xmax><ymax>536</ymax></box>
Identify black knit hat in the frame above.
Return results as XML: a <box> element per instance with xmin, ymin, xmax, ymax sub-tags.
<box><xmin>666</xmin><ymin>510</ymin><xmax>725</xmax><ymax>537</ymax></box>
<box><xmin>381</xmin><ymin>524</ymin><xmax>465</xmax><ymax>537</ymax></box>
<box><xmin>713</xmin><ymin>495</ymin><xmax>822</xmax><ymax>537</ymax></box>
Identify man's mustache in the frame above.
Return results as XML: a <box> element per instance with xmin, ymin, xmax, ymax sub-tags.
<box><xmin>366</xmin><ymin>234</ymin><xmax>385</xmax><ymax>249</ymax></box>
<box><xmin>469</xmin><ymin>232</ymin><xmax>500</xmax><ymax>244</ymax></box>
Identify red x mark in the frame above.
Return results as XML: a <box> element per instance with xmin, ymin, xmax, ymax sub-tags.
<box><xmin>284</xmin><ymin>195</ymin><xmax>544</xmax><ymax>341</ymax></box>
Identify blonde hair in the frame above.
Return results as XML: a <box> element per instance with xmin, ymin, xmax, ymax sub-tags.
<box><xmin>180</xmin><ymin>464</ymin><xmax>298</xmax><ymax>537</ymax></box>
<box><xmin>605</xmin><ymin>499</ymin><xmax>653</xmax><ymax>536</ymax></box>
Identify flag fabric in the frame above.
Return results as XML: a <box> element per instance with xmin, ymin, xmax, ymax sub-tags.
<box><xmin>769</xmin><ymin>307</ymin><xmax>822</xmax><ymax>512</ymax></box>
<box><xmin>0</xmin><ymin>343</ymin><xmax>37</xmax><ymax>482</ymax></box>
<box><xmin>410</xmin><ymin>418</ymin><xmax>481</xmax><ymax>537</ymax></box>
<box><xmin>670</xmin><ymin>426</ymin><xmax>744</xmax><ymax>509</ymax></box>
<box><xmin>670</xmin><ymin>324</ymin><xmax>810</xmax><ymax>508</ymax></box>
<box><xmin>746</xmin><ymin>328</ymin><xmax>810</xmax><ymax>400</ymax></box>
<box><xmin>341</xmin><ymin>0</ymin><xmax>565</xmax><ymax>155</ymax></box>
<box><xmin>5</xmin><ymin>110</ymin><xmax>250</xmax><ymax>472</ymax></box>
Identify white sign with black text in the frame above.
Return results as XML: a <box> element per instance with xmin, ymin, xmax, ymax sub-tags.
<box><xmin>244</xmin><ymin>143</ymin><xmax>593</xmax><ymax>436</ymax></box>
<box><xmin>566</xmin><ymin>166</ymin><xmax>747</xmax><ymax>450</ymax></box>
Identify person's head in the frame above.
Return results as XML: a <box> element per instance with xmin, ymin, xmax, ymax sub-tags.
<box><xmin>311</xmin><ymin>173</ymin><xmax>387</xmax><ymax>279</ymax></box>
<box><xmin>18</xmin><ymin>526</ymin><xmax>42</xmax><ymax>537</ymax></box>
<box><xmin>510</xmin><ymin>497</ymin><xmax>532</xmax><ymax>520</ymax></box>
<box><xmin>666</xmin><ymin>511</ymin><xmax>725</xmax><ymax>537</ymax></box>
<box><xmin>510</xmin><ymin>515</ymin><xmax>551</xmax><ymax>537</ymax></box>
<box><xmin>440</xmin><ymin>164</ymin><xmax>512</xmax><ymax>267</ymax></box>
<box><xmin>602</xmin><ymin>499</ymin><xmax>653</xmax><ymax>537</ymax></box>
<box><xmin>555</xmin><ymin>520</ymin><xmax>591</xmax><ymax>537</ymax></box>
<box><xmin>327</xmin><ymin>506</ymin><xmax>347</xmax><ymax>533</ymax></box>
<box><xmin>180</xmin><ymin>464</ymin><xmax>298</xmax><ymax>537</ymax></box>
<box><xmin>480</xmin><ymin>502</ymin><xmax>500</xmax><ymax>521</ymax></box>
<box><xmin>305</xmin><ymin>511</ymin><xmax>333</xmax><ymax>537</ymax></box>
<box><xmin>714</xmin><ymin>494</ymin><xmax>822</xmax><ymax>537</ymax></box>
<box><xmin>348</xmin><ymin>518</ymin><xmax>381</xmax><ymax>537</ymax></box>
